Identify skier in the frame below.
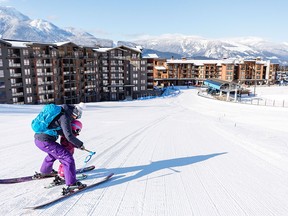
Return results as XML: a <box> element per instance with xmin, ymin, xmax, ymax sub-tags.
<box><xmin>34</xmin><ymin>103</ymin><xmax>87</xmax><ymax>191</ymax></box>
<box><xmin>58</xmin><ymin>119</ymin><xmax>83</xmax><ymax>178</ymax></box>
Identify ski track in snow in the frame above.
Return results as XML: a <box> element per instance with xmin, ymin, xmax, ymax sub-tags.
<box><xmin>1</xmin><ymin>87</ymin><xmax>288</xmax><ymax>215</ymax></box>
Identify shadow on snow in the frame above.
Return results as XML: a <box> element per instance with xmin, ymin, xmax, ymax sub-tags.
<box><xmin>88</xmin><ymin>152</ymin><xmax>227</xmax><ymax>187</ymax></box>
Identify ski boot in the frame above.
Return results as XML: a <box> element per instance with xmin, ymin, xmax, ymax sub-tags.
<box><xmin>51</xmin><ymin>175</ymin><xmax>65</xmax><ymax>186</ymax></box>
<box><xmin>32</xmin><ymin>169</ymin><xmax>57</xmax><ymax>179</ymax></box>
<box><xmin>62</xmin><ymin>181</ymin><xmax>87</xmax><ymax>195</ymax></box>
<box><xmin>44</xmin><ymin>175</ymin><xmax>65</xmax><ymax>189</ymax></box>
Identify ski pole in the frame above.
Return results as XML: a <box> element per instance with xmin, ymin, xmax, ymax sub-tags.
<box><xmin>83</xmin><ymin>148</ymin><xmax>96</xmax><ymax>155</ymax></box>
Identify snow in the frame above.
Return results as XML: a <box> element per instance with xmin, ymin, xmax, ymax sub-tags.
<box><xmin>254</xmin><ymin>86</ymin><xmax>288</xmax><ymax>101</ymax></box>
<box><xmin>1</xmin><ymin>86</ymin><xmax>288</xmax><ymax>215</ymax></box>
<box><xmin>29</xmin><ymin>19</ymin><xmax>54</xmax><ymax>32</ymax></box>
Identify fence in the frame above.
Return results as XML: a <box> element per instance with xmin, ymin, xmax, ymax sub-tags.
<box><xmin>238</xmin><ymin>97</ymin><xmax>288</xmax><ymax>108</ymax></box>
<box><xmin>198</xmin><ymin>89</ymin><xmax>288</xmax><ymax>108</ymax></box>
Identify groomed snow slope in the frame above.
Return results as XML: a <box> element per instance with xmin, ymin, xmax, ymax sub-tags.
<box><xmin>1</xmin><ymin>87</ymin><xmax>288</xmax><ymax>216</ymax></box>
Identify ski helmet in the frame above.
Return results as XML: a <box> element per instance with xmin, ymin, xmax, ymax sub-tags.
<box><xmin>71</xmin><ymin>120</ymin><xmax>82</xmax><ymax>134</ymax></box>
<box><xmin>72</xmin><ymin>102</ymin><xmax>86</xmax><ymax>119</ymax></box>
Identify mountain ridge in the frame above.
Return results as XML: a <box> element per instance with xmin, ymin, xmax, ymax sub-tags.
<box><xmin>0</xmin><ymin>6</ymin><xmax>113</xmax><ymax>47</ymax></box>
<box><xmin>129</xmin><ymin>34</ymin><xmax>288</xmax><ymax>63</ymax></box>
<box><xmin>0</xmin><ymin>6</ymin><xmax>287</xmax><ymax>64</ymax></box>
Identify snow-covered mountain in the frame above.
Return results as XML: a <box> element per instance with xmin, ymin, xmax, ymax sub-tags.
<box><xmin>1</xmin><ymin>6</ymin><xmax>288</xmax><ymax>63</ymax></box>
<box><xmin>129</xmin><ymin>34</ymin><xmax>288</xmax><ymax>64</ymax></box>
<box><xmin>0</xmin><ymin>6</ymin><xmax>113</xmax><ymax>47</ymax></box>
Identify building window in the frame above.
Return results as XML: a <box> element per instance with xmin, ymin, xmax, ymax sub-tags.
<box><xmin>25</xmin><ymin>78</ymin><xmax>31</xmax><ymax>84</ymax></box>
<box><xmin>111</xmin><ymin>93</ymin><xmax>116</xmax><ymax>99</ymax></box>
<box><xmin>27</xmin><ymin>96</ymin><xmax>32</xmax><ymax>103</ymax></box>
<box><xmin>0</xmin><ymin>59</ymin><xmax>3</xmax><ymax>67</ymax></box>
<box><xmin>51</xmin><ymin>50</ymin><xmax>57</xmax><ymax>57</ymax></box>
<box><xmin>0</xmin><ymin>81</ymin><xmax>5</xmax><ymax>88</ymax></box>
<box><xmin>9</xmin><ymin>69</ymin><xmax>15</xmax><ymax>75</ymax></box>
<box><xmin>227</xmin><ymin>65</ymin><xmax>233</xmax><ymax>70</ymax></box>
<box><xmin>24</xmin><ymin>59</ymin><xmax>29</xmax><ymax>65</ymax></box>
<box><xmin>0</xmin><ymin>90</ymin><xmax>6</xmax><ymax>99</ymax></box>
<box><xmin>23</xmin><ymin>49</ymin><xmax>29</xmax><ymax>56</ymax></box>
<box><xmin>0</xmin><ymin>70</ymin><xmax>3</xmax><ymax>77</ymax></box>
<box><xmin>25</xmin><ymin>69</ymin><xmax>30</xmax><ymax>75</ymax></box>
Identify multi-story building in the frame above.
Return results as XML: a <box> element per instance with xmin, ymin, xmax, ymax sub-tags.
<box><xmin>0</xmin><ymin>40</ymin><xmax>147</xmax><ymax>104</ymax></box>
<box><xmin>164</xmin><ymin>59</ymin><xmax>237</xmax><ymax>86</ymax></box>
<box><xmin>95</xmin><ymin>45</ymin><xmax>146</xmax><ymax>101</ymax></box>
<box><xmin>31</xmin><ymin>42</ymin><xmax>59</xmax><ymax>104</ymax></box>
<box><xmin>0</xmin><ymin>38</ymin><xmax>281</xmax><ymax>105</ymax></box>
<box><xmin>158</xmin><ymin>58</ymin><xmax>279</xmax><ymax>87</ymax></box>
<box><xmin>219</xmin><ymin>61</ymin><xmax>236</xmax><ymax>81</ymax></box>
<box><xmin>142</xmin><ymin>54</ymin><xmax>166</xmax><ymax>88</ymax></box>
<box><xmin>0</xmin><ymin>39</ymin><xmax>35</xmax><ymax>104</ymax></box>
<box><xmin>56</xmin><ymin>42</ymin><xmax>100</xmax><ymax>104</ymax></box>
<box><xmin>232</xmin><ymin>58</ymin><xmax>280</xmax><ymax>85</ymax></box>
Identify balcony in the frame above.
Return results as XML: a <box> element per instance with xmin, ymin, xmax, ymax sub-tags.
<box><xmin>11</xmin><ymin>83</ymin><xmax>23</xmax><ymax>87</ymax></box>
<box><xmin>12</xmin><ymin>92</ymin><xmax>24</xmax><ymax>96</ymax></box>
<box><xmin>9</xmin><ymin>63</ymin><xmax>21</xmax><ymax>67</ymax></box>
<box><xmin>8</xmin><ymin>54</ymin><xmax>21</xmax><ymax>58</ymax></box>
<box><xmin>37</xmin><ymin>72</ymin><xmax>53</xmax><ymax>76</ymax></box>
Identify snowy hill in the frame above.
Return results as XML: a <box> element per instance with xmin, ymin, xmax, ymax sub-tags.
<box><xmin>131</xmin><ymin>34</ymin><xmax>288</xmax><ymax>63</ymax></box>
<box><xmin>0</xmin><ymin>6</ymin><xmax>113</xmax><ymax>47</ymax></box>
<box><xmin>1</xmin><ymin>86</ymin><xmax>288</xmax><ymax>215</ymax></box>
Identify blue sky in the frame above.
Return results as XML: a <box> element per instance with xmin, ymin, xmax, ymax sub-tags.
<box><xmin>0</xmin><ymin>0</ymin><xmax>287</xmax><ymax>42</ymax></box>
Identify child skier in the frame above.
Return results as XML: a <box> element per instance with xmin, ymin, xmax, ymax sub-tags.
<box><xmin>34</xmin><ymin>103</ymin><xmax>86</xmax><ymax>191</ymax></box>
<box><xmin>58</xmin><ymin>119</ymin><xmax>83</xmax><ymax>177</ymax></box>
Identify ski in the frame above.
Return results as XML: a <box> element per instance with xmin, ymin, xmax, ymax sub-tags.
<box><xmin>44</xmin><ymin>174</ymin><xmax>88</xmax><ymax>189</ymax></box>
<box><xmin>25</xmin><ymin>173</ymin><xmax>114</xmax><ymax>210</ymax></box>
<box><xmin>0</xmin><ymin>165</ymin><xmax>95</xmax><ymax>184</ymax></box>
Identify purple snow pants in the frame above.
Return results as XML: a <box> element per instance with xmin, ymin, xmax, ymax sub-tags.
<box><xmin>34</xmin><ymin>139</ymin><xmax>76</xmax><ymax>185</ymax></box>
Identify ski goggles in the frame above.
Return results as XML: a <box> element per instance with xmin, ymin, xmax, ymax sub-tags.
<box><xmin>73</xmin><ymin>129</ymin><xmax>81</xmax><ymax>135</ymax></box>
<box><xmin>72</xmin><ymin>108</ymin><xmax>82</xmax><ymax>119</ymax></box>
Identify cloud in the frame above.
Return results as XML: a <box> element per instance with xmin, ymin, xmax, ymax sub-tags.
<box><xmin>46</xmin><ymin>15</ymin><xmax>59</xmax><ymax>21</ymax></box>
<box><xmin>90</xmin><ymin>28</ymin><xmax>110</xmax><ymax>36</ymax></box>
<box><xmin>130</xmin><ymin>33</ymin><xmax>205</xmax><ymax>41</ymax></box>
<box><xmin>0</xmin><ymin>0</ymin><xmax>10</xmax><ymax>3</ymax></box>
<box><xmin>122</xmin><ymin>33</ymin><xmax>147</xmax><ymax>39</ymax></box>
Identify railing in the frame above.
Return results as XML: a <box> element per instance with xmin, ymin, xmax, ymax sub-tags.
<box><xmin>198</xmin><ymin>89</ymin><xmax>288</xmax><ymax>108</ymax></box>
<box><xmin>11</xmin><ymin>83</ymin><xmax>23</xmax><ymax>87</ymax></box>
<box><xmin>238</xmin><ymin>97</ymin><xmax>288</xmax><ymax>108</ymax></box>
<box><xmin>12</xmin><ymin>92</ymin><xmax>24</xmax><ymax>96</ymax></box>
<box><xmin>9</xmin><ymin>63</ymin><xmax>21</xmax><ymax>67</ymax></box>
<box><xmin>10</xmin><ymin>73</ymin><xmax>22</xmax><ymax>77</ymax></box>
